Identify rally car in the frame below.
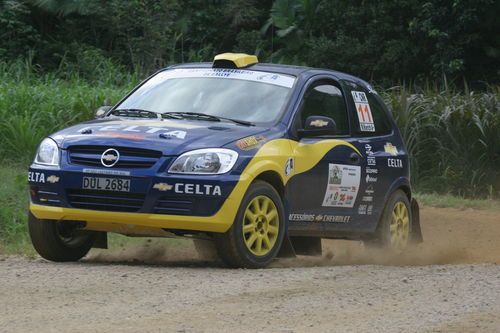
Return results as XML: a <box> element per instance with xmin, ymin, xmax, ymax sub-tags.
<box><xmin>28</xmin><ymin>53</ymin><xmax>422</xmax><ymax>268</ymax></box>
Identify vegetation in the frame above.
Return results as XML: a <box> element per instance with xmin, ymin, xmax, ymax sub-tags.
<box><xmin>1</xmin><ymin>0</ymin><xmax>498</xmax><ymax>85</ymax></box>
<box><xmin>0</xmin><ymin>59</ymin><xmax>137</xmax><ymax>162</ymax></box>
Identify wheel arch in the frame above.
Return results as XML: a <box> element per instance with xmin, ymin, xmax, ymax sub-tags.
<box><xmin>254</xmin><ymin>170</ymin><xmax>285</xmax><ymax>198</ymax></box>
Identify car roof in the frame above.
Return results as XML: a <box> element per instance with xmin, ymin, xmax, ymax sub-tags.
<box><xmin>168</xmin><ymin>62</ymin><xmax>372</xmax><ymax>90</ymax></box>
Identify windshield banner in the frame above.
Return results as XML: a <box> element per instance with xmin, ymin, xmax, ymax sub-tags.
<box><xmin>151</xmin><ymin>68</ymin><xmax>296</xmax><ymax>88</ymax></box>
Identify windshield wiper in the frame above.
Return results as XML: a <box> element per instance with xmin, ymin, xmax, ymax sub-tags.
<box><xmin>111</xmin><ymin>108</ymin><xmax>182</xmax><ymax>120</ymax></box>
<box><xmin>166</xmin><ymin>112</ymin><xmax>255</xmax><ymax>126</ymax></box>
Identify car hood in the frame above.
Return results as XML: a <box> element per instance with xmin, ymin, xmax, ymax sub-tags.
<box><xmin>51</xmin><ymin>118</ymin><xmax>269</xmax><ymax>155</ymax></box>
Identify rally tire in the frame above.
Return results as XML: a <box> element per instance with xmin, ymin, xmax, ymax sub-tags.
<box><xmin>28</xmin><ymin>212</ymin><xmax>96</xmax><ymax>262</ymax></box>
<box><xmin>370</xmin><ymin>190</ymin><xmax>413</xmax><ymax>254</ymax></box>
<box><xmin>215</xmin><ymin>180</ymin><xmax>285</xmax><ymax>268</ymax></box>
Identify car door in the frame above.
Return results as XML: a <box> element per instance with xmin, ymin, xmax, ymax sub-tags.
<box><xmin>286</xmin><ymin>77</ymin><xmax>368</xmax><ymax>232</ymax></box>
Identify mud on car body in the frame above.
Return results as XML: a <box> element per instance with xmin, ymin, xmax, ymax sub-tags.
<box><xmin>28</xmin><ymin>53</ymin><xmax>422</xmax><ymax>268</ymax></box>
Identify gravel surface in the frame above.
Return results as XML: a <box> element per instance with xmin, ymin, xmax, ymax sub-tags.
<box><xmin>0</xmin><ymin>206</ymin><xmax>499</xmax><ymax>332</ymax></box>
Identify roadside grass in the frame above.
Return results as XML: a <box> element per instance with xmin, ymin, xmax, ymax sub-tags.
<box><xmin>414</xmin><ymin>192</ymin><xmax>500</xmax><ymax>212</ymax></box>
<box><xmin>0</xmin><ymin>164</ymin><xmax>33</xmax><ymax>255</ymax></box>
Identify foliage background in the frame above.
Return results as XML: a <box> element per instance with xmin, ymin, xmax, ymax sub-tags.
<box><xmin>1</xmin><ymin>0</ymin><xmax>499</xmax><ymax>84</ymax></box>
<box><xmin>0</xmin><ymin>0</ymin><xmax>499</xmax><ymax>198</ymax></box>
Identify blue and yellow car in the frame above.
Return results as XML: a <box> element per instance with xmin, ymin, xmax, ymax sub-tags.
<box><xmin>28</xmin><ymin>53</ymin><xmax>422</xmax><ymax>268</ymax></box>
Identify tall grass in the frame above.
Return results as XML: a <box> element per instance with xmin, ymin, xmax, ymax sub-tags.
<box><xmin>0</xmin><ymin>59</ymin><xmax>139</xmax><ymax>163</ymax></box>
<box><xmin>0</xmin><ymin>60</ymin><xmax>498</xmax><ymax>198</ymax></box>
<box><xmin>384</xmin><ymin>85</ymin><xmax>499</xmax><ymax>198</ymax></box>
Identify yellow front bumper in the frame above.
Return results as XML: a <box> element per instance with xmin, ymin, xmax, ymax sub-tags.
<box><xmin>29</xmin><ymin>203</ymin><xmax>235</xmax><ymax>233</ymax></box>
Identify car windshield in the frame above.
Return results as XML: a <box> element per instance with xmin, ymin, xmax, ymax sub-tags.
<box><xmin>116</xmin><ymin>68</ymin><xmax>295</xmax><ymax>125</ymax></box>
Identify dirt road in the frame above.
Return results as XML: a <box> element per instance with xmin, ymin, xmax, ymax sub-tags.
<box><xmin>1</xmin><ymin>205</ymin><xmax>499</xmax><ymax>332</ymax></box>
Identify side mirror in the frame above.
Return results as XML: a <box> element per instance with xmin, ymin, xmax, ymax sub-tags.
<box><xmin>95</xmin><ymin>106</ymin><xmax>113</xmax><ymax>119</ymax></box>
<box><xmin>297</xmin><ymin>116</ymin><xmax>337</xmax><ymax>138</ymax></box>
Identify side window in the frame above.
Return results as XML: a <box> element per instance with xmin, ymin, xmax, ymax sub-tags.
<box><xmin>351</xmin><ymin>89</ymin><xmax>392</xmax><ymax>136</ymax></box>
<box><xmin>367</xmin><ymin>94</ymin><xmax>392</xmax><ymax>135</ymax></box>
<box><xmin>296</xmin><ymin>82</ymin><xmax>349</xmax><ymax>135</ymax></box>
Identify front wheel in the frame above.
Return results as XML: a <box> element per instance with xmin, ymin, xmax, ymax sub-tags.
<box><xmin>28</xmin><ymin>212</ymin><xmax>96</xmax><ymax>262</ymax></box>
<box><xmin>215</xmin><ymin>180</ymin><xmax>285</xmax><ymax>268</ymax></box>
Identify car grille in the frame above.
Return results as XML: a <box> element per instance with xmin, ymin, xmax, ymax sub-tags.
<box><xmin>67</xmin><ymin>189</ymin><xmax>145</xmax><ymax>212</ymax></box>
<box><xmin>153</xmin><ymin>197</ymin><xmax>193</xmax><ymax>215</ymax></box>
<box><xmin>68</xmin><ymin>145</ymin><xmax>162</xmax><ymax>169</ymax></box>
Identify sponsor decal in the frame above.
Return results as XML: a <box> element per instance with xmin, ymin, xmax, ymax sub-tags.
<box><xmin>361</xmin><ymin>196</ymin><xmax>373</xmax><ymax>202</ymax></box>
<box><xmin>367</xmin><ymin>205</ymin><xmax>373</xmax><ymax>215</ymax></box>
<box><xmin>285</xmin><ymin>158</ymin><xmax>294</xmax><ymax>176</ymax></box>
<box><xmin>153</xmin><ymin>183</ymin><xmax>173</xmax><ymax>191</ymax></box>
<box><xmin>352</xmin><ymin>91</ymin><xmax>375</xmax><ymax>132</ymax></box>
<box><xmin>322</xmin><ymin>164</ymin><xmax>361</xmax><ymax>208</ymax></box>
<box><xmin>310</xmin><ymin>119</ymin><xmax>329</xmax><ymax>127</ymax></box>
<box><xmin>256</xmin><ymin>73</ymin><xmax>279</xmax><ymax>81</ymax></box>
<box><xmin>289</xmin><ymin>213</ymin><xmax>316</xmax><ymax>222</ymax></box>
<box><xmin>83</xmin><ymin>168</ymin><xmax>130</xmax><ymax>176</ymax></box>
<box><xmin>81</xmin><ymin>124</ymin><xmax>190</xmax><ymax>140</ymax></box>
<box><xmin>365</xmin><ymin>174</ymin><xmax>377</xmax><ymax>183</ymax></box>
<box><xmin>384</xmin><ymin>142</ymin><xmax>398</xmax><ymax>156</ymax></box>
<box><xmin>174</xmin><ymin>183</ymin><xmax>222</xmax><ymax>196</ymax></box>
<box><xmin>367</xmin><ymin>156</ymin><xmax>376</xmax><ymax>166</ymax></box>
<box><xmin>159</xmin><ymin>130</ymin><xmax>187</xmax><ymax>139</ymax></box>
<box><xmin>290</xmin><ymin>213</ymin><xmax>350</xmax><ymax>223</ymax></box>
<box><xmin>358</xmin><ymin>204</ymin><xmax>367</xmax><ymax>215</ymax></box>
<box><xmin>366</xmin><ymin>167</ymin><xmax>378</xmax><ymax>174</ymax></box>
<box><xmin>28</xmin><ymin>171</ymin><xmax>45</xmax><ymax>183</ymax></box>
<box><xmin>387</xmin><ymin>158</ymin><xmax>403</xmax><ymax>168</ymax></box>
<box><xmin>315</xmin><ymin>215</ymin><xmax>351</xmax><ymax>223</ymax></box>
<box><xmin>96</xmin><ymin>132</ymin><xmax>147</xmax><ymax>141</ymax></box>
<box><xmin>153</xmin><ymin>68</ymin><xmax>296</xmax><ymax>88</ymax></box>
<box><xmin>46</xmin><ymin>175</ymin><xmax>60</xmax><ymax>184</ymax></box>
<box><xmin>364</xmin><ymin>144</ymin><xmax>374</xmax><ymax>156</ymax></box>
<box><xmin>236</xmin><ymin>135</ymin><xmax>266</xmax><ymax>150</ymax></box>
<box><xmin>365</xmin><ymin>184</ymin><xmax>374</xmax><ymax>195</ymax></box>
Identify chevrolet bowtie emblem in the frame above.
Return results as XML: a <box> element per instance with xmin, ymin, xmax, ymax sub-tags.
<box><xmin>153</xmin><ymin>183</ymin><xmax>173</xmax><ymax>191</ymax></box>
<box><xmin>47</xmin><ymin>175</ymin><xmax>60</xmax><ymax>183</ymax></box>
<box><xmin>384</xmin><ymin>142</ymin><xmax>398</xmax><ymax>156</ymax></box>
<box><xmin>310</xmin><ymin>120</ymin><xmax>328</xmax><ymax>127</ymax></box>
<box><xmin>102</xmin><ymin>154</ymin><xmax>118</xmax><ymax>161</ymax></box>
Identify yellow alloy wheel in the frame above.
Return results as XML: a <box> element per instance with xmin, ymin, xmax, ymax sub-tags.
<box><xmin>390</xmin><ymin>202</ymin><xmax>410</xmax><ymax>253</ymax></box>
<box><xmin>242</xmin><ymin>195</ymin><xmax>280</xmax><ymax>256</ymax></box>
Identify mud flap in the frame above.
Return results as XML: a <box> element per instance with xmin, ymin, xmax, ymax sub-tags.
<box><xmin>291</xmin><ymin>236</ymin><xmax>323</xmax><ymax>256</ymax></box>
<box><xmin>277</xmin><ymin>235</ymin><xmax>296</xmax><ymax>258</ymax></box>
<box><xmin>278</xmin><ymin>236</ymin><xmax>323</xmax><ymax>257</ymax></box>
<box><xmin>411</xmin><ymin>199</ymin><xmax>423</xmax><ymax>243</ymax></box>
<box><xmin>92</xmin><ymin>231</ymin><xmax>108</xmax><ymax>249</ymax></box>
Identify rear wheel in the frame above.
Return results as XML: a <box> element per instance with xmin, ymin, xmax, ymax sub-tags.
<box><xmin>215</xmin><ymin>180</ymin><xmax>285</xmax><ymax>268</ymax></box>
<box><xmin>370</xmin><ymin>190</ymin><xmax>412</xmax><ymax>254</ymax></box>
<box><xmin>28</xmin><ymin>212</ymin><xmax>96</xmax><ymax>262</ymax></box>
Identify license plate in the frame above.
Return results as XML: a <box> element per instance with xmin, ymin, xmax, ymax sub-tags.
<box><xmin>82</xmin><ymin>177</ymin><xmax>130</xmax><ymax>192</ymax></box>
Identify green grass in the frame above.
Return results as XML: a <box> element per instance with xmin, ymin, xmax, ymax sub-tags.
<box><xmin>414</xmin><ymin>192</ymin><xmax>500</xmax><ymax>212</ymax></box>
<box><xmin>0</xmin><ymin>164</ymin><xmax>33</xmax><ymax>254</ymax></box>
<box><xmin>0</xmin><ymin>59</ymin><xmax>138</xmax><ymax>163</ymax></box>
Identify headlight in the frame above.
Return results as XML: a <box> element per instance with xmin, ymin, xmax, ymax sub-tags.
<box><xmin>34</xmin><ymin>138</ymin><xmax>60</xmax><ymax>166</ymax></box>
<box><xmin>169</xmin><ymin>149</ymin><xmax>238</xmax><ymax>175</ymax></box>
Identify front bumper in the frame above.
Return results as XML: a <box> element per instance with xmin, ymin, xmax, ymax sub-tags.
<box><xmin>29</xmin><ymin>203</ymin><xmax>236</xmax><ymax>233</ymax></box>
<box><xmin>28</xmin><ymin>164</ymin><xmax>251</xmax><ymax>233</ymax></box>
